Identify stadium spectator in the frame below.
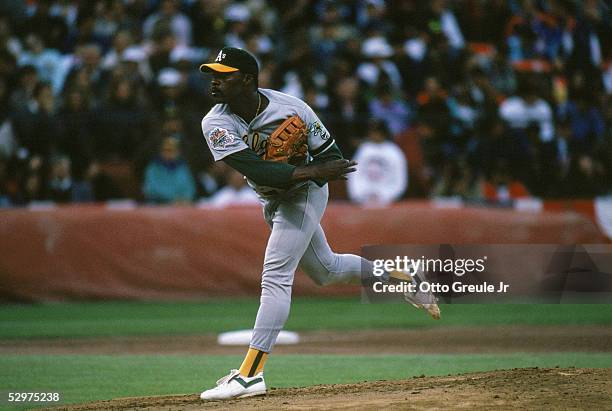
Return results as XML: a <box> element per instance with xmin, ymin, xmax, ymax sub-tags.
<box><xmin>101</xmin><ymin>30</ymin><xmax>134</xmax><ymax>71</ymax></box>
<box><xmin>0</xmin><ymin>157</ymin><xmax>10</xmax><ymax>207</ymax></box>
<box><xmin>475</xmin><ymin>118</ymin><xmax>520</xmax><ymax>180</ymax></box>
<box><xmin>0</xmin><ymin>76</ymin><xmax>16</xmax><ymax>158</ymax></box>
<box><xmin>84</xmin><ymin>160</ymin><xmax>122</xmax><ymax>202</ymax></box>
<box><xmin>25</xmin><ymin>0</ymin><xmax>69</xmax><ymax>51</ymax></box>
<box><xmin>368</xmin><ymin>83</ymin><xmax>412</xmax><ymax>136</ymax></box>
<box><xmin>143</xmin><ymin>136</ymin><xmax>196</xmax><ymax>204</ymax></box>
<box><xmin>17</xmin><ymin>33</ymin><xmax>65</xmax><ymax>94</ymax></box>
<box><xmin>9</xmin><ymin>65</ymin><xmax>39</xmax><ymax>111</ymax></box>
<box><xmin>347</xmin><ymin>120</ymin><xmax>407</xmax><ymax>206</ymax></box>
<box><xmin>223</xmin><ymin>2</ymin><xmax>252</xmax><ymax>49</ymax></box>
<box><xmin>0</xmin><ymin>14</ymin><xmax>21</xmax><ymax>59</ymax></box>
<box><xmin>358</xmin><ymin>35</ymin><xmax>402</xmax><ymax>92</ymax></box>
<box><xmin>117</xmin><ymin>46</ymin><xmax>152</xmax><ymax>86</ymax></box>
<box><xmin>0</xmin><ymin>0</ymin><xmax>607</xmax><ymax>205</ymax></box>
<box><xmin>499</xmin><ymin>80</ymin><xmax>554</xmax><ymax>143</ymax></box>
<box><xmin>57</xmin><ymin>87</ymin><xmax>94</xmax><ymax>177</ymax></box>
<box><xmin>416</xmin><ymin>76</ymin><xmax>452</xmax><ymax>167</ymax></box>
<box><xmin>458</xmin><ymin>0</ymin><xmax>510</xmax><ymax>48</ymax></box>
<box><xmin>430</xmin><ymin>158</ymin><xmax>479</xmax><ymax>201</ymax></box>
<box><xmin>188</xmin><ymin>0</ymin><xmax>227</xmax><ymax>49</ymax></box>
<box><xmin>522</xmin><ymin>125</ymin><xmax>562</xmax><ymax>197</ymax></box>
<box><xmin>12</xmin><ymin>82</ymin><xmax>59</xmax><ymax>158</ymax></box>
<box><xmin>143</xmin><ymin>0</ymin><xmax>192</xmax><ymax>47</ymax></box>
<box><xmin>91</xmin><ymin>0</ymin><xmax>130</xmax><ymax>47</ymax></box>
<box><xmin>486</xmin><ymin>53</ymin><xmax>517</xmax><ymax>98</ymax></box>
<box><xmin>557</xmin><ymin>89</ymin><xmax>606</xmax><ymax>153</ymax></box>
<box><xmin>423</xmin><ymin>0</ymin><xmax>465</xmax><ymax>51</ymax></box>
<box><xmin>16</xmin><ymin>154</ymin><xmax>47</xmax><ymax>205</ymax></box>
<box><xmin>467</xmin><ymin>67</ymin><xmax>505</xmax><ymax>117</ymax></box>
<box><xmin>96</xmin><ymin>76</ymin><xmax>149</xmax><ymax>160</ymax></box>
<box><xmin>63</xmin><ymin>43</ymin><xmax>108</xmax><ymax>101</ymax></box>
<box><xmin>560</xmin><ymin>153</ymin><xmax>607</xmax><ymax>198</ymax></box>
<box><xmin>154</xmin><ymin>67</ymin><xmax>186</xmax><ymax>112</ymax></box>
<box><xmin>326</xmin><ymin>76</ymin><xmax>369</xmax><ymax>157</ymax></box>
<box><xmin>47</xmin><ymin>155</ymin><xmax>94</xmax><ymax>203</ymax></box>
<box><xmin>446</xmin><ymin>83</ymin><xmax>480</xmax><ymax>156</ymax></box>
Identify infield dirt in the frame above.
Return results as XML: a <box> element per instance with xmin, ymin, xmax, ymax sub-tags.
<box><xmin>46</xmin><ymin>367</ymin><xmax>611</xmax><ymax>410</ymax></box>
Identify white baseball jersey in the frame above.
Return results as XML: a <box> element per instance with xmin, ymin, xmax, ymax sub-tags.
<box><xmin>201</xmin><ymin>88</ymin><xmax>334</xmax><ymax>193</ymax></box>
<box><xmin>199</xmin><ymin>87</ymin><xmax>427</xmax><ymax>356</ymax></box>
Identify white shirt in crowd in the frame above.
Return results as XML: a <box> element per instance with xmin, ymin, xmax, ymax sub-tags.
<box><xmin>347</xmin><ymin>141</ymin><xmax>408</xmax><ymax>206</ymax></box>
<box><xmin>499</xmin><ymin>96</ymin><xmax>554</xmax><ymax>142</ymax></box>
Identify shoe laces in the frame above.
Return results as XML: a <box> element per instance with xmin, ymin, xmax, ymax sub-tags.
<box><xmin>216</xmin><ymin>369</ymin><xmax>239</xmax><ymax>386</ymax></box>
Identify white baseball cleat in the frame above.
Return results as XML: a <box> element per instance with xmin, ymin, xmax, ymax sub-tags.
<box><xmin>200</xmin><ymin>369</ymin><xmax>267</xmax><ymax>401</ymax></box>
<box><xmin>391</xmin><ymin>269</ymin><xmax>441</xmax><ymax>320</ymax></box>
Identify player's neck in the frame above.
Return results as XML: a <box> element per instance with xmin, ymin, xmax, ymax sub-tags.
<box><xmin>229</xmin><ymin>90</ymin><xmax>267</xmax><ymax>124</ymax></box>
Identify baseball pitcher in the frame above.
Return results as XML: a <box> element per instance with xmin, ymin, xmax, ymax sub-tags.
<box><xmin>198</xmin><ymin>47</ymin><xmax>439</xmax><ymax>401</ymax></box>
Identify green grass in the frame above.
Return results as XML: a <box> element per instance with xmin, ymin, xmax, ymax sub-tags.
<box><xmin>1</xmin><ymin>353</ymin><xmax>611</xmax><ymax>409</ymax></box>
<box><xmin>0</xmin><ymin>299</ymin><xmax>611</xmax><ymax>339</ymax></box>
<box><xmin>1</xmin><ymin>300</ymin><xmax>610</xmax><ymax>409</ymax></box>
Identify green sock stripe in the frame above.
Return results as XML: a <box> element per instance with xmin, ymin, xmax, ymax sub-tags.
<box><xmin>248</xmin><ymin>350</ymin><xmax>265</xmax><ymax>377</ymax></box>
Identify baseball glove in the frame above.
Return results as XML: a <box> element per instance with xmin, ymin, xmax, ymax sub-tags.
<box><xmin>263</xmin><ymin>115</ymin><xmax>308</xmax><ymax>165</ymax></box>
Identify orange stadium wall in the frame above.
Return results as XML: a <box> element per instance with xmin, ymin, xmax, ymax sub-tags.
<box><xmin>0</xmin><ymin>203</ymin><xmax>606</xmax><ymax>302</ymax></box>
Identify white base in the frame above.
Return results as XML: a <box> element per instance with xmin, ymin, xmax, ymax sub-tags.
<box><xmin>217</xmin><ymin>329</ymin><xmax>300</xmax><ymax>346</ymax></box>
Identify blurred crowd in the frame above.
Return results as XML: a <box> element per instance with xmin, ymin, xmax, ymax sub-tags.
<box><xmin>0</xmin><ymin>0</ymin><xmax>610</xmax><ymax>207</ymax></box>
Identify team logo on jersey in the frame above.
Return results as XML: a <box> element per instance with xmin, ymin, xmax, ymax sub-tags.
<box><xmin>209</xmin><ymin>127</ymin><xmax>235</xmax><ymax>149</ymax></box>
<box><xmin>308</xmin><ymin>122</ymin><xmax>330</xmax><ymax>140</ymax></box>
<box><xmin>243</xmin><ymin>132</ymin><xmax>267</xmax><ymax>155</ymax></box>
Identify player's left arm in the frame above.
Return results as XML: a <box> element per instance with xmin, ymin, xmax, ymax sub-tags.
<box><xmin>224</xmin><ymin>148</ymin><xmax>355</xmax><ymax>189</ymax></box>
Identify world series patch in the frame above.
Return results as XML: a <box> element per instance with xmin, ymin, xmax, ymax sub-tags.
<box><xmin>209</xmin><ymin>127</ymin><xmax>235</xmax><ymax>149</ymax></box>
<box><xmin>308</xmin><ymin>122</ymin><xmax>330</xmax><ymax>140</ymax></box>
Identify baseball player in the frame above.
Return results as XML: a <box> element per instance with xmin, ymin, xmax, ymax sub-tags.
<box><xmin>198</xmin><ymin>47</ymin><xmax>439</xmax><ymax>401</ymax></box>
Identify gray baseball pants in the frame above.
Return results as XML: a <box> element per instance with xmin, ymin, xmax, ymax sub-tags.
<box><xmin>250</xmin><ymin>181</ymin><xmax>372</xmax><ymax>353</ymax></box>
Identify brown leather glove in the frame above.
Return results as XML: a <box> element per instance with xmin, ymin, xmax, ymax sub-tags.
<box><xmin>263</xmin><ymin>115</ymin><xmax>308</xmax><ymax>166</ymax></box>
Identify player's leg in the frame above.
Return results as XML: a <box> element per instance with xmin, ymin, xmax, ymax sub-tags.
<box><xmin>299</xmin><ymin>208</ymin><xmax>440</xmax><ymax>320</ymax></box>
<box><xmin>299</xmin><ymin>223</ymin><xmax>370</xmax><ymax>286</ymax></box>
<box><xmin>248</xmin><ymin>183</ymin><xmax>327</xmax><ymax>355</ymax></box>
<box><xmin>201</xmin><ymin>182</ymin><xmax>326</xmax><ymax>401</ymax></box>
<box><xmin>299</xmin><ymin>227</ymin><xmax>418</xmax><ymax>286</ymax></box>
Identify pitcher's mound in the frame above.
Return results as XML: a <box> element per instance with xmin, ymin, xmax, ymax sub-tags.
<box><xmin>50</xmin><ymin>368</ymin><xmax>611</xmax><ymax>410</ymax></box>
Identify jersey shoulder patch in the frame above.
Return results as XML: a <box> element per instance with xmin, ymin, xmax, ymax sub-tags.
<box><xmin>208</xmin><ymin>127</ymin><xmax>235</xmax><ymax>149</ymax></box>
<box><xmin>308</xmin><ymin>121</ymin><xmax>330</xmax><ymax>140</ymax></box>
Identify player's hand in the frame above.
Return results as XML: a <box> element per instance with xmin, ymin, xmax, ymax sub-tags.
<box><xmin>316</xmin><ymin>159</ymin><xmax>357</xmax><ymax>181</ymax></box>
<box><xmin>293</xmin><ymin>159</ymin><xmax>357</xmax><ymax>182</ymax></box>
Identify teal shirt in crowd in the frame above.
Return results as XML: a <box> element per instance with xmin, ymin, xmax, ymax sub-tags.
<box><xmin>143</xmin><ymin>158</ymin><xmax>196</xmax><ymax>204</ymax></box>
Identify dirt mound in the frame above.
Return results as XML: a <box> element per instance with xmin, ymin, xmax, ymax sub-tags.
<box><xmin>49</xmin><ymin>368</ymin><xmax>611</xmax><ymax>410</ymax></box>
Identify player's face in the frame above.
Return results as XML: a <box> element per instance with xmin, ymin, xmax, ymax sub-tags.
<box><xmin>209</xmin><ymin>71</ymin><xmax>247</xmax><ymax>103</ymax></box>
